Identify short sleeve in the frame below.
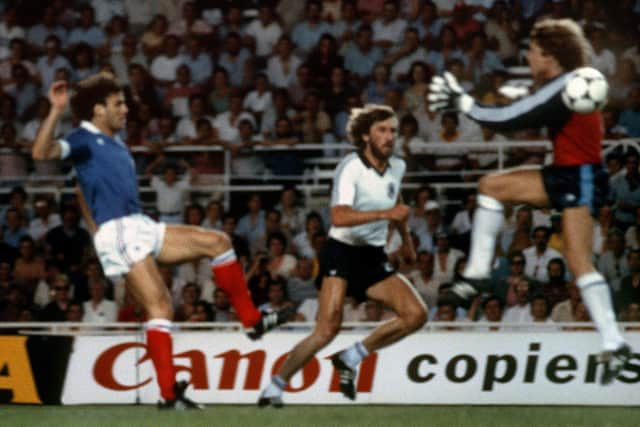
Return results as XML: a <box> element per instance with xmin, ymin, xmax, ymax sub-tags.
<box><xmin>331</xmin><ymin>159</ymin><xmax>358</xmax><ymax>207</ymax></box>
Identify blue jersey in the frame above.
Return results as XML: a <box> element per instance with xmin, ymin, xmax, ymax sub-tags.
<box><xmin>59</xmin><ymin>121</ymin><xmax>141</xmax><ymax>226</ymax></box>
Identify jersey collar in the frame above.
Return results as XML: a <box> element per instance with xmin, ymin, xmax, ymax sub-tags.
<box><xmin>357</xmin><ymin>150</ymin><xmax>390</xmax><ymax>176</ymax></box>
<box><xmin>80</xmin><ymin>120</ymin><xmax>102</xmax><ymax>134</ymax></box>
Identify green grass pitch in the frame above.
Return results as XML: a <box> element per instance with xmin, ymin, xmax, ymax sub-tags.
<box><xmin>4</xmin><ymin>405</ymin><xmax>640</xmax><ymax>427</ymax></box>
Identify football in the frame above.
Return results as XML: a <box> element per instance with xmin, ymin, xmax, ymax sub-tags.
<box><xmin>561</xmin><ymin>67</ymin><xmax>608</xmax><ymax>114</ymax></box>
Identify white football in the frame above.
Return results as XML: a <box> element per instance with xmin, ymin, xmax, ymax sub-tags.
<box><xmin>561</xmin><ymin>67</ymin><xmax>608</xmax><ymax>114</ymax></box>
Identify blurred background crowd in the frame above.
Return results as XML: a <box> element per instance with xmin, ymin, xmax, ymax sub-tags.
<box><xmin>0</xmin><ymin>0</ymin><xmax>639</xmax><ymax>328</ymax></box>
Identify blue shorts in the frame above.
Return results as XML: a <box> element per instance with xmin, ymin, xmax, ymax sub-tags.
<box><xmin>541</xmin><ymin>164</ymin><xmax>608</xmax><ymax>216</ymax></box>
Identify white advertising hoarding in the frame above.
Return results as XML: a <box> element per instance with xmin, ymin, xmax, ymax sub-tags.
<box><xmin>62</xmin><ymin>331</ymin><xmax>640</xmax><ymax>405</ymax></box>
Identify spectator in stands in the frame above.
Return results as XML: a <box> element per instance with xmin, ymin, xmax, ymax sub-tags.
<box><xmin>0</xmin><ymin>227</ymin><xmax>17</xmax><ymax>266</ymax></box>
<box><xmin>291</xmin><ymin>1</ymin><xmax>332</xmax><ymax>54</ymax></box>
<box><xmin>0</xmin><ymin>7</ymin><xmax>25</xmax><ymax>51</ymax></box>
<box><xmin>0</xmin><ymin>38</ymin><xmax>36</xmax><ymax>87</ymax></box>
<box><xmin>123</xmin><ymin>63</ymin><xmax>159</xmax><ymax>121</ymax></box>
<box><xmin>212</xmin><ymin>288</ymin><xmax>237</xmax><ymax>322</ymax></box>
<box><xmin>408</xmin><ymin>250</ymin><xmax>442</xmax><ymax>309</ymax></box>
<box><xmin>226</xmin><ymin>118</ymin><xmax>266</xmax><ymax>177</ymax></box>
<box><xmin>322</xmin><ymin>66</ymin><xmax>357</xmax><ymax>120</ymax></box>
<box><xmin>331</xmin><ymin>0</ymin><xmax>361</xmax><ymax>44</ymax></box>
<box><xmin>293</xmin><ymin>90</ymin><xmax>332</xmax><ymax>143</ymax></box>
<box><xmin>450</xmin><ymin>191</ymin><xmax>476</xmax><ymax>249</ymax></box>
<box><xmin>162</xmin><ymin>64</ymin><xmax>201</xmax><ymax>118</ymax></box>
<box><xmin>174</xmin><ymin>282</ymin><xmax>200</xmax><ymax>321</ymax></box>
<box><xmin>530</xmin><ymin>294</ymin><xmax>552</xmax><ymax>323</ymax></box>
<box><xmin>5</xmin><ymin>63</ymin><xmax>37</xmax><ymax>119</ymax></box>
<box><xmin>621</xmin><ymin>35</ymin><xmax>640</xmax><ymax>75</ymax></box>
<box><xmin>244</xmin><ymin>5</ymin><xmax>283</xmax><ymax>61</ymax></box>
<box><xmin>0</xmin><ymin>285</ymin><xmax>24</xmax><ymax>321</ymax></box>
<box><xmin>431</xmin><ymin>112</ymin><xmax>467</xmax><ymax>170</ymax></box>
<box><xmin>415</xmin><ymin>200</ymin><xmax>446</xmax><ymax>253</ymax></box>
<box><xmin>202</xmin><ymin>200</ymin><xmax>223</xmax><ymax>230</ymax></box>
<box><xmin>448</xmin><ymin>3</ymin><xmax>482</xmax><ymax>43</ymax></box>
<box><xmin>150</xmin><ymin>34</ymin><xmax>184</xmax><ymax>90</ymax></box>
<box><xmin>250</xmin><ymin>209</ymin><xmax>288</xmax><ymax>257</ymax></box>
<box><xmin>307</xmin><ymin>33</ymin><xmax>344</xmax><ymax>89</ymax></box>
<box><xmin>275</xmin><ymin>186</ymin><xmax>307</xmax><ymax>237</ymax></box>
<box><xmin>484</xmin><ymin>1</ymin><xmax>519</xmax><ymax>64</ymax></box>
<box><xmin>343</xmin><ymin>24</ymin><xmax>383</xmax><ymax>84</ymax></box>
<box><xmin>293</xmin><ymin>211</ymin><xmax>324</xmax><ymax>259</ymax></box>
<box><xmin>82</xmin><ymin>277</ymin><xmax>118</xmax><ymax>323</ymax></box>
<box><xmin>35</xmin><ymin>35</ymin><xmax>70</xmax><ymax>96</ymax></box>
<box><xmin>67</xmin><ymin>5</ymin><xmax>107</xmax><ymax>51</ymax></box>
<box><xmin>464</xmin><ymin>31</ymin><xmax>505</xmax><ymax>84</ymax></box>
<box><xmin>597</xmin><ymin>228</ymin><xmax>629</xmax><ymax>293</ymax></box>
<box><xmin>141</xmin><ymin>14</ymin><xmax>169</xmax><ymax>58</ymax></box>
<box><xmin>187</xmin><ymin>300</ymin><xmax>213</xmax><ymax>321</ymax></box>
<box><xmin>471</xmin><ymin>294</ymin><xmax>504</xmax><ymax>326</ymax></box>
<box><xmin>286</xmin><ymin>257</ymin><xmax>317</xmax><ymax>305</ymax></box>
<box><xmin>267</xmin><ymin>35</ymin><xmax>303</xmax><ymax>90</ymax></box>
<box><xmin>45</xmin><ymin>203</ymin><xmax>92</xmax><ymax>273</ymax></box>
<box><xmin>493</xmin><ymin>250</ymin><xmax>526</xmax><ymax>305</ymax></box>
<box><xmin>363</xmin><ymin>63</ymin><xmax>395</xmax><ymax>105</ymax></box>
<box><xmin>413</xmin><ymin>1</ymin><xmax>444</xmax><ymax>43</ymax></box>
<box><xmin>0</xmin><ymin>122</ymin><xmax>27</xmax><ymax>184</ymax></box>
<box><xmin>110</xmin><ymin>33</ymin><xmax>147</xmax><ymax>86</ymax></box>
<box><xmin>217</xmin><ymin>5</ymin><xmax>246</xmax><ymax>41</ymax></box>
<box><xmin>27</xmin><ymin>6</ymin><xmax>67</xmax><ymax>52</ymax></box>
<box><xmin>386</xmin><ymin>28</ymin><xmax>428</xmax><ymax>83</ymax></box>
<box><xmin>214</xmin><ymin>91</ymin><xmax>256</xmax><ymax>144</ymax></box>
<box><xmin>176</xmin><ymin>94</ymin><xmax>214</xmax><ymax>140</ymax></box>
<box><xmin>500</xmin><ymin>205</ymin><xmax>532</xmax><ymax>254</ymax></box>
<box><xmin>40</xmin><ymin>274</ymin><xmax>72</xmax><ymax>321</ymax></box>
<box><xmin>610</xmin><ymin>151</ymin><xmax>640</xmax><ymax>231</ymax></box>
<box><xmin>428</xmin><ymin>25</ymin><xmax>465</xmax><ymax>74</ymax></box>
<box><xmin>3</xmin><ymin>208</ymin><xmax>28</xmax><ymax>249</ymax></box>
<box><xmin>12</xmin><ymin>235</ymin><xmax>45</xmax><ymax>297</ymax></box>
<box><xmin>502</xmin><ymin>277</ymin><xmax>533</xmax><ymax>323</ymax></box>
<box><xmin>146</xmin><ymin>157</ymin><xmax>195</xmax><ymax>224</ymax></box>
<box><xmin>432</xmin><ymin>231</ymin><xmax>465</xmax><ymax>283</ymax></box>
<box><xmin>616</xmin><ymin>86</ymin><xmax>640</xmax><ymax>137</ymax></box>
<box><xmin>407</xmin><ymin>187</ymin><xmax>432</xmax><ymax>237</ymax></box>
<box><xmin>265</xmin><ymin>231</ymin><xmax>298</xmax><ymax>279</ymax></box>
<box><xmin>609</xmin><ymin>59</ymin><xmax>638</xmax><ymax>107</ymax></box>
<box><xmin>403</xmin><ymin>62</ymin><xmax>431</xmax><ymax>113</ymax></box>
<box><xmin>237</xmin><ymin>193</ymin><xmax>267</xmax><ymax>245</ymax></box>
<box><xmin>218</xmin><ymin>32</ymin><xmax>253</xmax><ymax>88</ymax></box>
<box><xmin>372</xmin><ymin>0</ymin><xmax>407</xmax><ymax>50</ymax></box>
<box><xmin>589</xmin><ymin>27</ymin><xmax>616</xmax><ymax>77</ymax></box>
<box><xmin>624</xmin><ymin>207</ymin><xmax>640</xmax><ymax>250</ymax></box>
<box><xmin>168</xmin><ymin>1</ymin><xmax>213</xmax><ymax>38</ymax></box>
<box><xmin>288</xmin><ymin>63</ymin><xmax>314</xmax><ymax>108</ymax></box>
<box><xmin>105</xmin><ymin>14</ymin><xmax>128</xmax><ymax>53</ymax></box>
<box><xmin>28</xmin><ymin>197</ymin><xmax>60</xmax><ymax>244</ymax></box>
<box><xmin>243</xmin><ymin>73</ymin><xmax>273</xmax><ymax>124</ymax></box>
<box><xmin>593</xmin><ymin>205</ymin><xmax>614</xmax><ymax>257</ymax></box>
<box><xmin>616</xmin><ymin>248</ymin><xmax>640</xmax><ymax>311</ymax></box>
<box><xmin>70</xmin><ymin>42</ymin><xmax>98</xmax><ymax>82</ymax></box>
<box><xmin>182</xmin><ymin>37</ymin><xmax>212</xmax><ymax>86</ymax></box>
<box><xmin>522</xmin><ymin>226</ymin><xmax>563</xmax><ymax>283</ymax></box>
<box><xmin>538</xmin><ymin>257</ymin><xmax>569</xmax><ymax>308</ymax></box>
<box><xmin>221</xmin><ymin>213</ymin><xmax>250</xmax><ymax>264</ymax></box>
<box><xmin>259</xmin><ymin>278</ymin><xmax>295</xmax><ymax>314</ymax></box>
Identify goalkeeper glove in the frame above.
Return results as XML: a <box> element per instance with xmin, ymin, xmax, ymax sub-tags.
<box><xmin>427</xmin><ymin>72</ymin><xmax>474</xmax><ymax>113</ymax></box>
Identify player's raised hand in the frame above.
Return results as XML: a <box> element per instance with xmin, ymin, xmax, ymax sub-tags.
<box><xmin>427</xmin><ymin>72</ymin><xmax>474</xmax><ymax>113</ymax></box>
<box><xmin>387</xmin><ymin>204</ymin><xmax>410</xmax><ymax>222</ymax></box>
<box><xmin>48</xmin><ymin>81</ymin><xmax>69</xmax><ymax>112</ymax></box>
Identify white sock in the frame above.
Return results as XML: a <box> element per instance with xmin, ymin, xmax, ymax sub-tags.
<box><xmin>262</xmin><ymin>375</ymin><xmax>286</xmax><ymax>398</ymax></box>
<box><xmin>339</xmin><ymin>341</ymin><xmax>369</xmax><ymax>370</ymax></box>
<box><xmin>463</xmin><ymin>194</ymin><xmax>504</xmax><ymax>279</ymax></box>
<box><xmin>576</xmin><ymin>272</ymin><xmax>626</xmax><ymax>351</ymax></box>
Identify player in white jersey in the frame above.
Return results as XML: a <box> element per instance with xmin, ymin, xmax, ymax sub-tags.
<box><xmin>258</xmin><ymin>104</ymin><xmax>428</xmax><ymax>407</ymax></box>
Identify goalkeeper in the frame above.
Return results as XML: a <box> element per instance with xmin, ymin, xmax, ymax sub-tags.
<box><xmin>428</xmin><ymin>17</ymin><xmax>631</xmax><ymax>384</ymax></box>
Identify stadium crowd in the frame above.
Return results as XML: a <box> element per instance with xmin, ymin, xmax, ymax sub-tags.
<box><xmin>0</xmin><ymin>0</ymin><xmax>640</xmax><ymax>327</ymax></box>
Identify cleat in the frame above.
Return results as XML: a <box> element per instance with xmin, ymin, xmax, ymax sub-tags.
<box><xmin>257</xmin><ymin>394</ymin><xmax>284</xmax><ymax>408</ymax></box>
<box><xmin>600</xmin><ymin>344</ymin><xmax>633</xmax><ymax>385</ymax></box>
<box><xmin>331</xmin><ymin>354</ymin><xmax>356</xmax><ymax>400</ymax></box>
<box><xmin>247</xmin><ymin>306</ymin><xmax>295</xmax><ymax>340</ymax></box>
<box><xmin>446</xmin><ymin>275</ymin><xmax>488</xmax><ymax>309</ymax></box>
<box><xmin>158</xmin><ymin>380</ymin><xmax>204</xmax><ymax>410</ymax></box>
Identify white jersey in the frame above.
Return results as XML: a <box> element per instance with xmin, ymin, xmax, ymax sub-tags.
<box><xmin>329</xmin><ymin>152</ymin><xmax>406</xmax><ymax>247</ymax></box>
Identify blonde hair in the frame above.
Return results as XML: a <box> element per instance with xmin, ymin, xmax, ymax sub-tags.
<box><xmin>346</xmin><ymin>104</ymin><xmax>398</xmax><ymax>149</ymax></box>
<box><xmin>530</xmin><ymin>18</ymin><xmax>591</xmax><ymax>71</ymax></box>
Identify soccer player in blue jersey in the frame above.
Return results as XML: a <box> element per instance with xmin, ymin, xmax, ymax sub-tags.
<box><xmin>32</xmin><ymin>74</ymin><xmax>291</xmax><ymax>409</ymax></box>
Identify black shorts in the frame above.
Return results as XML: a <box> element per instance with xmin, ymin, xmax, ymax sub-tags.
<box><xmin>542</xmin><ymin>164</ymin><xmax>608</xmax><ymax>216</ymax></box>
<box><xmin>317</xmin><ymin>238</ymin><xmax>396</xmax><ymax>303</ymax></box>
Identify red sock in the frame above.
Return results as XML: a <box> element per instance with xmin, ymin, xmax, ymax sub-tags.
<box><xmin>146</xmin><ymin>319</ymin><xmax>176</xmax><ymax>401</ymax></box>
<box><xmin>211</xmin><ymin>250</ymin><xmax>261</xmax><ymax>328</ymax></box>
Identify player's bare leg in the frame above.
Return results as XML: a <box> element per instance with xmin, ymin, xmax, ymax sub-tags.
<box><xmin>454</xmin><ymin>168</ymin><xmax>549</xmax><ymax>304</ymax></box>
<box><xmin>158</xmin><ymin>225</ymin><xmax>292</xmax><ymax>337</ymax></box>
<box><xmin>126</xmin><ymin>256</ymin><xmax>202</xmax><ymax>409</ymax></box>
<box><xmin>331</xmin><ymin>274</ymin><xmax>427</xmax><ymax>400</ymax></box>
<box><xmin>258</xmin><ymin>277</ymin><xmax>347</xmax><ymax>407</ymax></box>
<box><xmin>562</xmin><ymin>206</ymin><xmax>629</xmax><ymax>383</ymax></box>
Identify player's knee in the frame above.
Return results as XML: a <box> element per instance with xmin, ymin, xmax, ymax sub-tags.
<box><xmin>314</xmin><ymin>320</ymin><xmax>341</xmax><ymax>346</ymax></box>
<box><xmin>404</xmin><ymin>305</ymin><xmax>427</xmax><ymax>332</ymax></box>
<box><xmin>478</xmin><ymin>175</ymin><xmax>500</xmax><ymax>198</ymax></box>
<box><xmin>203</xmin><ymin>229</ymin><xmax>232</xmax><ymax>255</ymax></box>
<box><xmin>146</xmin><ymin>295</ymin><xmax>173</xmax><ymax>320</ymax></box>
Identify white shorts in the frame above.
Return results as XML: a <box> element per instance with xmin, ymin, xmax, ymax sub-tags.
<box><xmin>93</xmin><ymin>214</ymin><xmax>166</xmax><ymax>276</ymax></box>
